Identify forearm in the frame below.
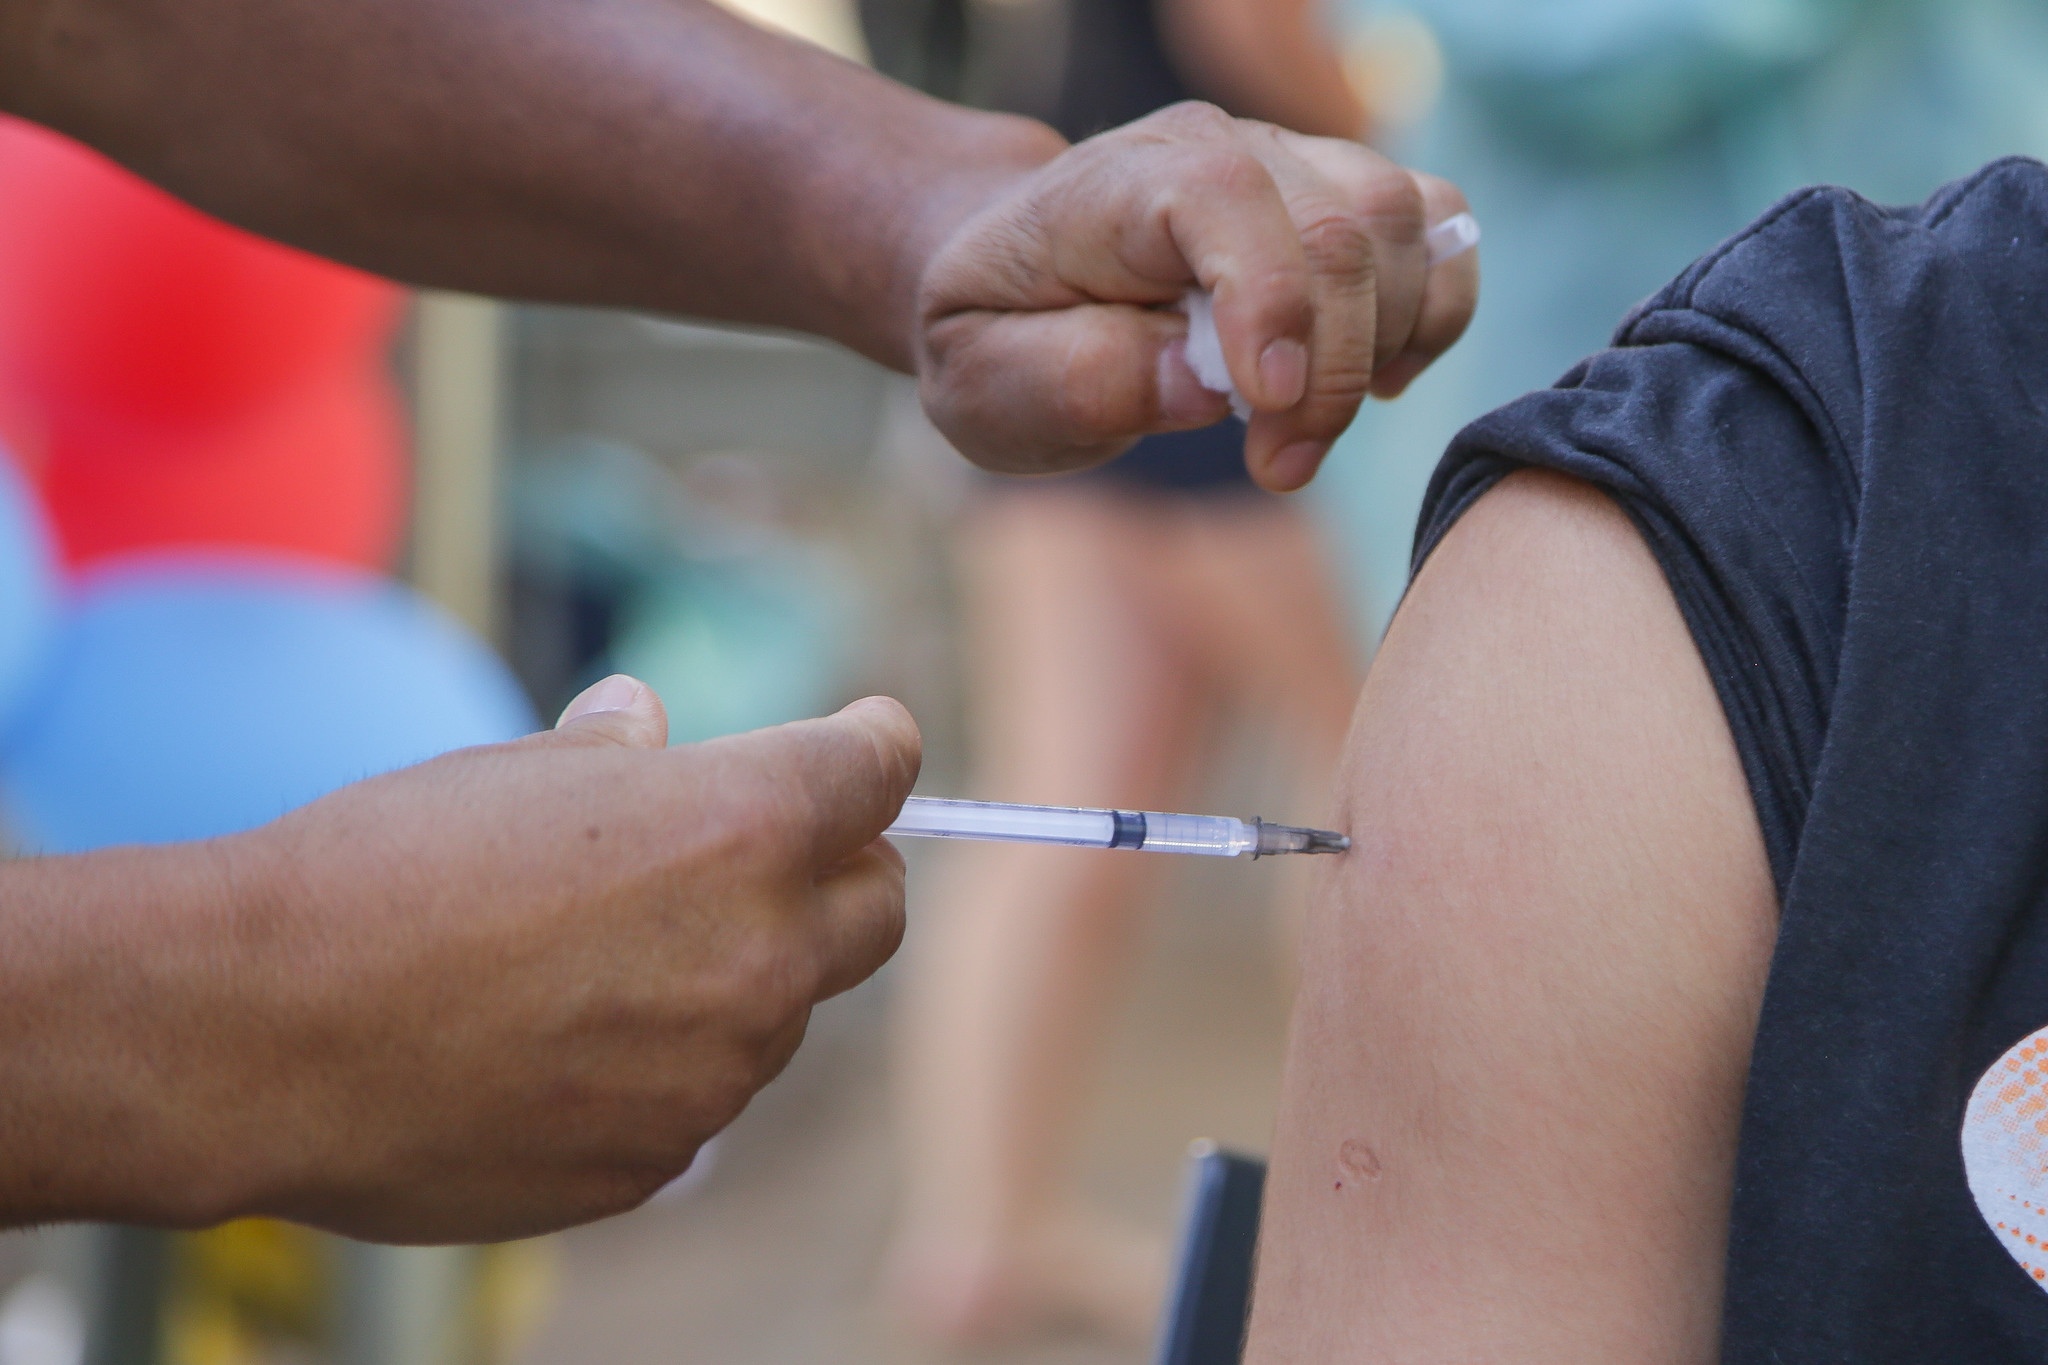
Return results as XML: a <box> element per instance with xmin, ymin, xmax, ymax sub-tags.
<box><xmin>1</xmin><ymin>0</ymin><xmax>1064</xmax><ymax>370</ymax></box>
<box><xmin>0</xmin><ymin>839</ymin><xmax>281</xmax><ymax>1229</ymax></box>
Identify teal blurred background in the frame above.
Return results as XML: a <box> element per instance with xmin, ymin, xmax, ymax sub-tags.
<box><xmin>1318</xmin><ymin>0</ymin><xmax>2048</xmax><ymax>630</ymax></box>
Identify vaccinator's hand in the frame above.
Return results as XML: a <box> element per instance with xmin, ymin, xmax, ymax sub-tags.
<box><xmin>0</xmin><ymin>678</ymin><xmax>921</xmax><ymax>1243</ymax></box>
<box><xmin>915</xmin><ymin>107</ymin><xmax>1479</xmax><ymax>492</ymax></box>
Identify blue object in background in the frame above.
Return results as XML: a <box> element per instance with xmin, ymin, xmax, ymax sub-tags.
<box><xmin>0</xmin><ymin>553</ymin><xmax>537</xmax><ymax>851</ymax></box>
<box><xmin>0</xmin><ymin>449</ymin><xmax>59</xmax><ymax>735</ymax></box>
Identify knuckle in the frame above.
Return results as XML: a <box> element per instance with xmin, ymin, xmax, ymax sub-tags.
<box><xmin>1310</xmin><ymin>339</ymin><xmax>1375</xmax><ymax>397</ymax></box>
<box><xmin>1299</xmin><ymin>355</ymin><xmax>1374</xmax><ymax>430</ymax></box>
<box><xmin>871</xmin><ymin>887</ymin><xmax>909</xmax><ymax>963</ymax></box>
<box><xmin>1191</xmin><ymin>146</ymin><xmax>1273</xmax><ymax>203</ymax></box>
<box><xmin>1361</xmin><ymin>170</ymin><xmax>1427</xmax><ymax>241</ymax></box>
<box><xmin>716</xmin><ymin>927</ymin><xmax>820</xmax><ymax>1036</ymax></box>
<box><xmin>1146</xmin><ymin>99</ymin><xmax>1237</xmax><ymax>143</ymax></box>
<box><xmin>916</xmin><ymin>348</ymin><xmax>978</xmax><ymax>448</ymax></box>
<box><xmin>1295</xmin><ymin>209</ymin><xmax>1374</xmax><ymax>281</ymax></box>
<box><xmin>838</xmin><ymin>868</ymin><xmax>907</xmax><ymax>962</ymax></box>
<box><xmin>700</xmin><ymin>1043</ymin><xmax>778</xmax><ymax>1125</ymax></box>
<box><xmin>1312</xmin><ymin>360</ymin><xmax>1373</xmax><ymax>409</ymax></box>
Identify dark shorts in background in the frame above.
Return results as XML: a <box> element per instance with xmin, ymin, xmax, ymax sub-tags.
<box><xmin>1087</xmin><ymin>418</ymin><xmax>1257</xmax><ymax>495</ymax></box>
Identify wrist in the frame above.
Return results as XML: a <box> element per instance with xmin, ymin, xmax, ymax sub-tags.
<box><xmin>0</xmin><ymin>835</ymin><xmax>293</xmax><ymax>1229</ymax></box>
<box><xmin>883</xmin><ymin>110</ymin><xmax>1065</xmax><ymax>374</ymax></box>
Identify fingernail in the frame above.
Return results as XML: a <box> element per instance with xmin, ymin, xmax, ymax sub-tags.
<box><xmin>558</xmin><ymin>673</ymin><xmax>641</xmax><ymax>726</ymax></box>
<box><xmin>1265</xmin><ymin>439</ymin><xmax>1330</xmax><ymax>490</ymax></box>
<box><xmin>1158</xmin><ymin>339</ymin><xmax>1228</xmax><ymax>425</ymax></box>
<box><xmin>1259</xmin><ymin>338</ymin><xmax>1309</xmax><ymax>409</ymax></box>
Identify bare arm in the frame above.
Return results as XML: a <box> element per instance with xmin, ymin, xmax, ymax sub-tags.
<box><xmin>1245</xmin><ymin>471</ymin><xmax>1777</xmax><ymax>1361</ymax></box>
<box><xmin>1158</xmin><ymin>0</ymin><xmax>1366</xmax><ymax>140</ymax></box>
<box><xmin>0</xmin><ymin>0</ymin><xmax>1472</xmax><ymax>488</ymax></box>
<box><xmin>0</xmin><ymin>683</ymin><xmax>921</xmax><ymax>1243</ymax></box>
<box><xmin>2</xmin><ymin>0</ymin><xmax>1046</xmax><ymax>373</ymax></box>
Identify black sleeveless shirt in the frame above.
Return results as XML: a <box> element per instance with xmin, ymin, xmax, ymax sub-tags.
<box><xmin>1415</xmin><ymin>158</ymin><xmax>2048</xmax><ymax>1362</ymax></box>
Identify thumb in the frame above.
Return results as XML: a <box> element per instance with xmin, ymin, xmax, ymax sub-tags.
<box><xmin>552</xmin><ymin>674</ymin><xmax>669</xmax><ymax>750</ymax></box>
<box><xmin>740</xmin><ymin>696</ymin><xmax>923</xmax><ymax>868</ymax></box>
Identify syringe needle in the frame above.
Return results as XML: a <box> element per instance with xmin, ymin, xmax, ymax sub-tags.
<box><xmin>884</xmin><ymin>795</ymin><xmax>1349</xmax><ymax>858</ymax></box>
<box><xmin>1251</xmin><ymin>820</ymin><xmax>1352</xmax><ymax>857</ymax></box>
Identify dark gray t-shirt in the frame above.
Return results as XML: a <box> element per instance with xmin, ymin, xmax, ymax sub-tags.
<box><xmin>1414</xmin><ymin>158</ymin><xmax>2048</xmax><ymax>1361</ymax></box>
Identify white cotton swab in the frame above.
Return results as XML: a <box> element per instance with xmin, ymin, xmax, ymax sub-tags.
<box><xmin>1180</xmin><ymin>210</ymin><xmax>1480</xmax><ymax>421</ymax></box>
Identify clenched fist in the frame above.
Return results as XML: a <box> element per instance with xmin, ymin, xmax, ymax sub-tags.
<box><xmin>916</xmin><ymin>103</ymin><xmax>1478</xmax><ymax>491</ymax></box>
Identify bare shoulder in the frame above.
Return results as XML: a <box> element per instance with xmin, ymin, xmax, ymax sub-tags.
<box><xmin>1246</xmin><ymin>468</ymin><xmax>1776</xmax><ymax>1364</ymax></box>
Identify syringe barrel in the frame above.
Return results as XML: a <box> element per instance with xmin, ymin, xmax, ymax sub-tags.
<box><xmin>885</xmin><ymin>797</ymin><xmax>1255</xmax><ymax>855</ymax></box>
<box><xmin>1136</xmin><ymin>811</ymin><xmax>1254</xmax><ymax>856</ymax></box>
<box><xmin>887</xmin><ymin>797</ymin><xmax>1116</xmax><ymax>846</ymax></box>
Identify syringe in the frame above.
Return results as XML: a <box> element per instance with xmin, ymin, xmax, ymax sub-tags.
<box><xmin>885</xmin><ymin>795</ymin><xmax>1348</xmax><ymax>858</ymax></box>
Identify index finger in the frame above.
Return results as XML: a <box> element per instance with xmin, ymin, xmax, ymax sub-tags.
<box><xmin>729</xmin><ymin>697</ymin><xmax>924</xmax><ymax>872</ymax></box>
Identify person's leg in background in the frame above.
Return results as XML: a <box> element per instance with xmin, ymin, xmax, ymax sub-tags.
<box><xmin>1243</xmin><ymin>470</ymin><xmax>1777</xmax><ymax>1362</ymax></box>
<box><xmin>887</xmin><ymin>486</ymin><xmax>1216</xmax><ymax>1348</ymax></box>
<box><xmin>1148</xmin><ymin>494</ymin><xmax>1359</xmax><ymax>979</ymax></box>
<box><xmin>885</xmin><ymin>482</ymin><xmax>1361</xmax><ymax>1349</ymax></box>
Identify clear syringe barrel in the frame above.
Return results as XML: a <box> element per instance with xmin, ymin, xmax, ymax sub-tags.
<box><xmin>886</xmin><ymin>796</ymin><xmax>1254</xmax><ymax>856</ymax></box>
<box><xmin>1133</xmin><ymin>810</ymin><xmax>1255</xmax><ymax>856</ymax></box>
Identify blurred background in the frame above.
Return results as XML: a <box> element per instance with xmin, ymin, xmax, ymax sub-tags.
<box><xmin>0</xmin><ymin>0</ymin><xmax>2044</xmax><ymax>1362</ymax></box>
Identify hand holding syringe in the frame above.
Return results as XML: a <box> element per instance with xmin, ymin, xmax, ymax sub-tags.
<box><xmin>1181</xmin><ymin>210</ymin><xmax>1480</xmax><ymax>420</ymax></box>
<box><xmin>885</xmin><ymin>795</ymin><xmax>1348</xmax><ymax>858</ymax></box>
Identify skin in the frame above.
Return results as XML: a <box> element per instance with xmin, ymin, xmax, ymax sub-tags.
<box><xmin>0</xmin><ymin>0</ymin><xmax>1473</xmax><ymax>1241</ymax></box>
<box><xmin>0</xmin><ymin>679</ymin><xmax>920</xmax><ymax>1242</ymax></box>
<box><xmin>1243</xmin><ymin>471</ymin><xmax>1779</xmax><ymax>1362</ymax></box>
<box><xmin>0</xmin><ymin>0</ymin><xmax>1474</xmax><ymax>490</ymax></box>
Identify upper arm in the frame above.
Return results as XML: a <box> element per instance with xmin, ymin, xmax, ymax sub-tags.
<box><xmin>1244</xmin><ymin>469</ymin><xmax>1777</xmax><ymax>1362</ymax></box>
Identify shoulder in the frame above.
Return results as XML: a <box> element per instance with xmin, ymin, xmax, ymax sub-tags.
<box><xmin>1612</xmin><ymin>158</ymin><xmax>2048</xmax><ymax>433</ymax></box>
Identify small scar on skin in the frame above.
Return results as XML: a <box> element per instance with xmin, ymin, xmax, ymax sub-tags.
<box><xmin>1337</xmin><ymin>1137</ymin><xmax>1382</xmax><ymax>1184</ymax></box>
